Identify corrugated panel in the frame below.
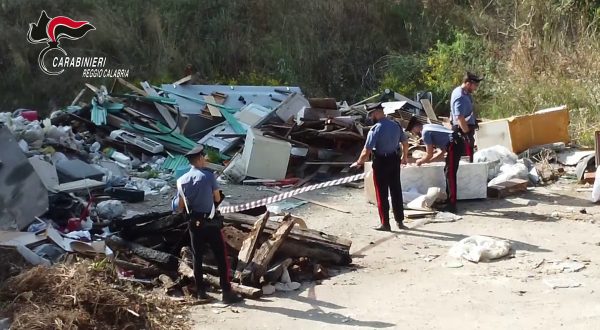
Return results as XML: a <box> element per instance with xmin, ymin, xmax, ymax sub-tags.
<box><xmin>160</xmin><ymin>85</ymin><xmax>302</xmax><ymax>115</ymax></box>
<box><xmin>162</xmin><ymin>154</ymin><xmax>189</xmax><ymax>171</ymax></box>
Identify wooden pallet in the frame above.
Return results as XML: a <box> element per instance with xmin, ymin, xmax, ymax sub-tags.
<box><xmin>487</xmin><ymin>178</ymin><xmax>529</xmax><ymax>198</ymax></box>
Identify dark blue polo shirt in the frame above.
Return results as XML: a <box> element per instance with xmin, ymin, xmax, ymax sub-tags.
<box><xmin>364</xmin><ymin>117</ymin><xmax>407</xmax><ymax>155</ymax></box>
<box><xmin>450</xmin><ymin>86</ymin><xmax>476</xmax><ymax>125</ymax></box>
<box><xmin>173</xmin><ymin>167</ymin><xmax>218</xmax><ymax>213</ymax></box>
<box><xmin>422</xmin><ymin>124</ymin><xmax>454</xmax><ymax>149</ymax></box>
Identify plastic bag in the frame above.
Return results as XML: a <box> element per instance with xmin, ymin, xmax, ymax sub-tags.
<box><xmin>488</xmin><ymin>162</ymin><xmax>529</xmax><ymax>186</ymax></box>
<box><xmin>474</xmin><ymin>146</ymin><xmax>518</xmax><ymax>180</ymax></box>
<box><xmin>96</xmin><ymin>200</ymin><xmax>125</xmax><ymax>219</ymax></box>
<box><xmin>592</xmin><ymin>167</ymin><xmax>600</xmax><ymax>203</ymax></box>
<box><xmin>449</xmin><ymin>235</ymin><xmax>511</xmax><ymax>263</ymax></box>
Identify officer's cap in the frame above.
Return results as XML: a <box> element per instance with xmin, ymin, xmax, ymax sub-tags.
<box><xmin>463</xmin><ymin>71</ymin><xmax>484</xmax><ymax>84</ymax></box>
<box><xmin>405</xmin><ymin>116</ymin><xmax>422</xmax><ymax>132</ymax></box>
<box><xmin>365</xmin><ymin>102</ymin><xmax>383</xmax><ymax>116</ymax></box>
<box><xmin>185</xmin><ymin>145</ymin><xmax>205</xmax><ymax>158</ymax></box>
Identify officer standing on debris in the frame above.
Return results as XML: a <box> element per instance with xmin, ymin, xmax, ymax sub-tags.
<box><xmin>351</xmin><ymin>103</ymin><xmax>409</xmax><ymax>231</ymax></box>
<box><xmin>406</xmin><ymin>117</ymin><xmax>464</xmax><ymax>213</ymax></box>
<box><xmin>451</xmin><ymin>72</ymin><xmax>484</xmax><ymax>162</ymax></box>
<box><xmin>173</xmin><ymin>145</ymin><xmax>243</xmax><ymax>304</ymax></box>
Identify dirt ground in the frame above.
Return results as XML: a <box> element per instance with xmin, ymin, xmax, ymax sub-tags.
<box><xmin>188</xmin><ymin>178</ymin><xmax>600</xmax><ymax>330</ymax></box>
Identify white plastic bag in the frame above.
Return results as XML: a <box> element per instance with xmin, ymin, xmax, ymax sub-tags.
<box><xmin>488</xmin><ymin>162</ymin><xmax>529</xmax><ymax>186</ymax></box>
<box><xmin>592</xmin><ymin>167</ymin><xmax>600</xmax><ymax>203</ymax></box>
<box><xmin>474</xmin><ymin>146</ymin><xmax>518</xmax><ymax>180</ymax></box>
<box><xmin>449</xmin><ymin>235</ymin><xmax>511</xmax><ymax>263</ymax></box>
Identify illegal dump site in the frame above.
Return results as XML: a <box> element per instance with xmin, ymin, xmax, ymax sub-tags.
<box><xmin>1</xmin><ymin>77</ymin><xmax>600</xmax><ymax>329</ymax></box>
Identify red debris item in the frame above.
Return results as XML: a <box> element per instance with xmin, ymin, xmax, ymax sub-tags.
<box><xmin>67</xmin><ymin>217</ymin><xmax>82</xmax><ymax>232</ymax></box>
<box><xmin>20</xmin><ymin>110</ymin><xmax>38</xmax><ymax>122</ymax></box>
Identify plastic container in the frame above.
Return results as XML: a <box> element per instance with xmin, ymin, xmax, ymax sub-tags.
<box><xmin>104</xmin><ymin>148</ymin><xmax>131</xmax><ymax>165</ymax></box>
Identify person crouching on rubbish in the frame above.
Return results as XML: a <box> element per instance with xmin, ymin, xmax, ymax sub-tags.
<box><xmin>172</xmin><ymin>145</ymin><xmax>243</xmax><ymax>304</ymax></box>
<box><xmin>405</xmin><ymin>116</ymin><xmax>464</xmax><ymax>214</ymax></box>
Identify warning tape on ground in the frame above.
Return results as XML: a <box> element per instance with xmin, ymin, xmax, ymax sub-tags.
<box><xmin>218</xmin><ymin>172</ymin><xmax>369</xmax><ymax>214</ymax></box>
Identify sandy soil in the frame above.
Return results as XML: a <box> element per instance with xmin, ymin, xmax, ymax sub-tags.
<box><xmin>187</xmin><ymin>178</ymin><xmax>600</xmax><ymax>330</ymax></box>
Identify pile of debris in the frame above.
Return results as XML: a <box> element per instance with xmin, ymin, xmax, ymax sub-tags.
<box><xmin>0</xmin><ymin>260</ymin><xmax>188</xmax><ymax>330</ymax></box>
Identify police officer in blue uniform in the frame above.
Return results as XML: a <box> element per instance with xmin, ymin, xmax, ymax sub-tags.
<box><xmin>173</xmin><ymin>145</ymin><xmax>243</xmax><ymax>304</ymax></box>
<box><xmin>450</xmin><ymin>72</ymin><xmax>483</xmax><ymax>162</ymax></box>
<box><xmin>406</xmin><ymin>117</ymin><xmax>464</xmax><ymax>213</ymax></box>
<box><xmin>351</xmin><ymin>103</ymin><xmax>409</xmax><ymax>231</ymax></box>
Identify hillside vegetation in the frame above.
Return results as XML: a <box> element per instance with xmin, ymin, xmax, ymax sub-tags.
<box><xmin>1</xmin><ymin>0</ymin><xmax>599</xmax><ymax>143</ymax></box>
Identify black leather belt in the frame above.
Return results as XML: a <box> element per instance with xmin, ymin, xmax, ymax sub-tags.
<box><xmin>375</xmin><ymin>150</ymin><xmax>399</xmax><ymax>158</ymax></box>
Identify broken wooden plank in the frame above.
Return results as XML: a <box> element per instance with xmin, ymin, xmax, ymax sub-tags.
<box><xmin>204</xmin><ymin>274</ymin><xmax>263</xmax><ymax>299</ymax></box>
<box><xmin>178</xmin><ymin>247</ymin><xmax>261</xmax><ymax>299</ymax></box>
<box><xmin>221</xmin><ymin>226</ymin><xmax>247</xmax><ymax>251</ymax></box>
<box><xmin>487</xmin><ymin>179</ymin><xmax>529</xmax><ymax>198</ymax></box>
<box><xmin>204</xmin><ymin>95</ymin><xmax>222</xmax><ymax>117</ymax></box>
<box><xmin>106</xmin><ymin>235</ymin><xmax>178</xmax><ymax>270</ymax></box>
<box><xmin>224</xmin><ymin>213</ymin><xmax>352</xmax><ymax>265</ymax></box>
<box><xmin>173</xmin><ymin>75</ymin><xmax>192</xmax><ymax>86</ymax></box>
<box><xmin>141</xmin><ymin>81</ymin><xmax>180</xmax><ymax>132</ymax></box>
<box><xmin>245</xmin><ymin>215</ymin><xmax>296</xmax><ymax>285</ymax></box>
<box><xmin>117</xmin><ymin>78</ymin><xmax>147</xmax><ymax>96</ymax></box>
<box><xmin>405</xmin><ymin>210</ymin><xmax>436</xmax><ymax>219</ymax></box>
<box><xmin>235</xmin><ymin>212</ymin><xmax>269</xmax><ymax>280</ymax></box>
<box><xmin>71</xmin><ymin>88</ymin><xmax>86</xmax><ymax>106</ymax></box>
<box><xmin>420</xmin><ymin>99</ymin><xmax>438</xmax><ymax>122</ymax></box>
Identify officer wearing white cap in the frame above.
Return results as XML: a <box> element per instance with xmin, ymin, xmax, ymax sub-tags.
<box><xmin>451</xmin><ymin>71</ymin><xmax>483</xmax><ymax>162</ymax></box>
<box><xmin>406</xmin><ymin>116</ymin><xmax>464</xmax><ymax>213</ymax></box>
<box><xmin>351</xmin><ymin>103</ymin><xmax>409</xmax><ymax>231</ymax></box>
<box><xmin>173</xmin><ymin>145</ymin><xmax>243</xmax><ymax>304</ymax></box>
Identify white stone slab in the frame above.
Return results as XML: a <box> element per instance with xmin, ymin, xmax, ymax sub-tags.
<box><xmin>365</xmin><ymin>161</ymin><xmax>488</xmax><ymax>204</ymax></box>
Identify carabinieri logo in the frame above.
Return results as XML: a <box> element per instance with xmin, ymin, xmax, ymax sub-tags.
<box><xmin>27</xmin><ymin>10</ymin><xmax>95</xmax><ymax>75</ymax></box>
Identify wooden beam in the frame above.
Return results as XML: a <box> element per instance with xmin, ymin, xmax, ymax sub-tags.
<box><xmin>71</xmin><ymin>88</ymin><xmax>87</xmax><ymax>106</ymax></box>
<box><xmin>204</xmin><ymin>95</ymin><xmax>222</xmax><ymax>117</ymax></box>
<box><xmin>245</xmin><ymin>214</ymin><xmax>295</xmax><ymax>285</ymax></box>
<box><xmin>235</xmin><ymin>212</ymin><xmax>269</xmax><ymax>281</ymax></box>
<box><xmin>223</xmin><ymin>213</ymin><xmax>352</xmax><ymax>265</ymax></box>
<box><xmin>173</xmin><ymin>75</ymin><xmax>192</xmax><ymax>86</ymax></box>
<box><xmin>117</xmin><ymin>78</ymin><xmax>147</xmax><ymax>96</ymax></box>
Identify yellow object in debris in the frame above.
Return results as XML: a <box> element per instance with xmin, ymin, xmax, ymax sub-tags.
<box><xmin>476</xmin><ymin>105</ymin><xmax>570</xmax><ymax>154</ymax></box>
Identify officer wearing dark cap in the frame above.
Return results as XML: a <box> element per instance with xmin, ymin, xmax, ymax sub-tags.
<box><xmin>451</xmin><ymin>71</ymin><xmax>483</xmax><ymax>162</ymax></box>
<box><xmin>173</xmin><ymin>145</ymin><xmax>243</xmax><ymax>304</ymax></box>
<box><xmin>406</xmin><ymin>116</ymin><xmax>464</xmax><ymax>213</ymax></box>
<box><xmin>351</xmin><ymin>103</ymin><xmax>409</xmax><ymax>231</ymax></box>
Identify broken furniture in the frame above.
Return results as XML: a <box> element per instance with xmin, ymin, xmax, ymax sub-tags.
<box><xmin>476</xmin><ymin>106</ymin><xmax>570</xmax><ymax>154</ymax></box>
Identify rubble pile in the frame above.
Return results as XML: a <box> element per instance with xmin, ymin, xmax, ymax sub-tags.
<box><xmin>0</xmin><ymin>260</ymin><xmax>188</xmax><ymax>330</ymax></box>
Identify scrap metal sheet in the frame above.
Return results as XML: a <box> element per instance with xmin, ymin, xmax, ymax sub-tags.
<box><xmin>0</xmin><ymin>126</ymin><xmax>49</xmax><ymax>230</ymax></box>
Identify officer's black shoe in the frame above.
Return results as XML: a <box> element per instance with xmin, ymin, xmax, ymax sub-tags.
<box><xmin>196</xmin><ymin>290</ymin><xmax>211</xmax><ymax>301</ymax></box>
<box><xmin>222</xmin><ymin>290</ymin><xmax>244</xmax><ymax>304</ymax></box>
<box><xmin>443</xmin><ymin>204</ymin><xmax>458</xmax><ymax>214</ymax></box>
<box><xmin>396</xmin><ymin>222</ymin><xmax>410</xmax><ymax>230</ymax></box>
<box><xmin>373</xmin><ymin>224</ymin><xmax>391</xmax><ymax>232</ymax></box>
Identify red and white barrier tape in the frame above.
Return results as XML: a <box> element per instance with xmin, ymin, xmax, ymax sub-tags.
<box><xmin>218</xmin><ymin>172</ymin><xmax>368</xmax><ymax>214</ymax></box>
